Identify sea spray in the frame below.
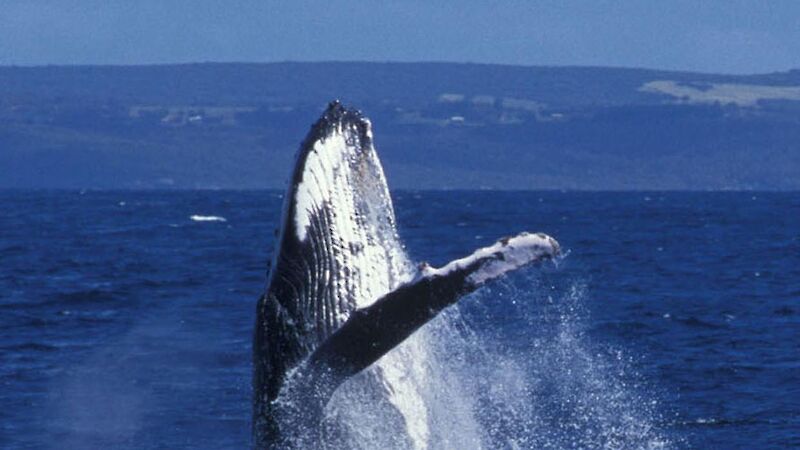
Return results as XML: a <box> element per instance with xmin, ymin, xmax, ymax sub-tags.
<box><xmin>283</xmin><ymin>270</ymin><xmax>675</xmax><ymax>449</ymax></box>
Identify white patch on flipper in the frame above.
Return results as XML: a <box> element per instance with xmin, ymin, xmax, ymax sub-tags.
<box><xmin>424</xmin><ymin>232</ymin><xmax>560</xmax><ymax>286</ymax></box>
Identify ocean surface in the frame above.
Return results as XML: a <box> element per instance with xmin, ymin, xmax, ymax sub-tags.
<box><xmin>1</xmin><ymin>190</ymin><xmax>798</xmax><ymax>449</ymax></box>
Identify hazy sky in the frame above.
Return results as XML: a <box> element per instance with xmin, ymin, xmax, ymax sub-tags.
<box><xmin>2</xmin><ymin>0</ymin><xmax>799</xmax><ymax>74</ymax></box>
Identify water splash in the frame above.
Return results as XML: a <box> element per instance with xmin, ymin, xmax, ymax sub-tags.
<box><xmin>282</xmin><ymin>271</ymin><xmax>674</xmax><ymax>449</ymax></box>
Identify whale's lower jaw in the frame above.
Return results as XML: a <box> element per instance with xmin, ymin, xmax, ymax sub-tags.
<box><xmin>253</xmin><ymin>102</ymin><xmax>559</xmax><ymax>448</ymax></box>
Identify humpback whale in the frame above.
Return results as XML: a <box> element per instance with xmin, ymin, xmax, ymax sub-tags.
<box><xmin>253</xmin><ymin>102</ymin><xmax>560</xmax><ymax>448</ymax></box>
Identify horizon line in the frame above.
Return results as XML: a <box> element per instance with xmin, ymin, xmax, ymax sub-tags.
<box><xmin>1</xmin><ymin>60</ymin><xmax>797</xmax><ymax>78</ymax></box>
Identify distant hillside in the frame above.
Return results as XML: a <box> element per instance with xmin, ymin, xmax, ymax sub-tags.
<box><xmin>1</xmin><ymin>62</ymin><xmax>799</xmax><ymax>189</ymax></box>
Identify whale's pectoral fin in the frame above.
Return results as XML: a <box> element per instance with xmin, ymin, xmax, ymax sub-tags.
<box><xmin>299</xmin><ymin>231</ymin><xmax>560</xmax><ymax>404</ymax></box>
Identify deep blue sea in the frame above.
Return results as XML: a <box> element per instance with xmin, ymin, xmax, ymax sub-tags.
<box><xmin>1</xmin><ymin>191</ymin><xmax>798</xmax><ymax>449</ymax></box>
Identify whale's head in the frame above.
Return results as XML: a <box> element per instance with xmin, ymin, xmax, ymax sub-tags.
<box><xmin>289</xmin><ymin>101</ymin><xmax>385</xmax><ymax>242</ymax></box>
<box><xmin>267</xmin><ymin>101</ymin><xmax>411</xmax><ymax>348</ymax></box>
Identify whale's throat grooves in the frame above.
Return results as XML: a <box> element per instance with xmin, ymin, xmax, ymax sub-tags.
<box><xmin>288</xmin><ymin>105</ymin><xmax>411</xmax><ymax>337</ymax></box>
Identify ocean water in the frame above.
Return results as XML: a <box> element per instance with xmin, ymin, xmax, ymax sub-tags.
<box><xmin>1</xmin><ymin>190</ymin><xmax>798</xmax><ymax>449</ymax></box>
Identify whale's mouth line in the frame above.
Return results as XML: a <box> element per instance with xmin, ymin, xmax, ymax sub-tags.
<box><xmin>253</xmin><ymin>101</ymin><xmax>559</xmax><ymax>448</ymax></box>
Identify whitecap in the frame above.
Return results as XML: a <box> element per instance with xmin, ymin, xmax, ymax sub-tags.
<box><xmin>189</xmin><ymin>215</ymin><xmax>227</xmax><ymax>222</ymax></box>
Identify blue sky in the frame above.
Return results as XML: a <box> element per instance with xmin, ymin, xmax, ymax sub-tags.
<box><xmin>1</xmin><ymin>0</ymin><xmax>798</xmax><ymax>74</ymax></box>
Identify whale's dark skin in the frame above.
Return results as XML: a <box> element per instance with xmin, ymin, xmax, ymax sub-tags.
<box><xmin>252</xmin><ymin>102</ymin><xmax>559</xmax><ymax>448</ymax></box>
